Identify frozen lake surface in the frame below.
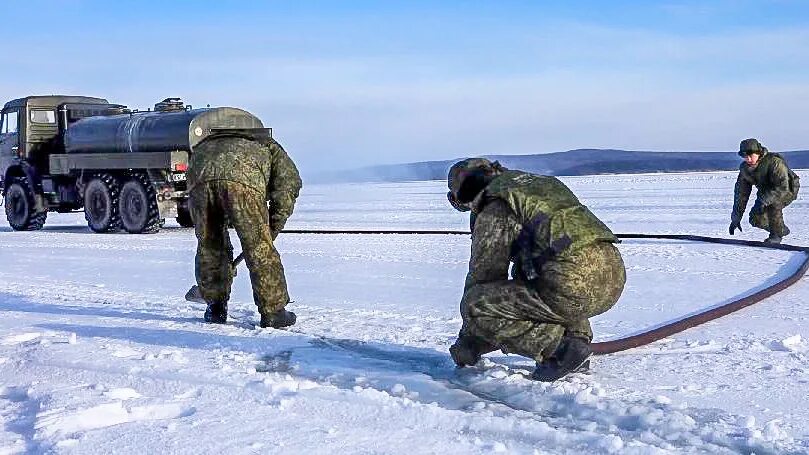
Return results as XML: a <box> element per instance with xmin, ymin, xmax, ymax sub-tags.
<box><xmin>1</xmin><ymin>171</ymin><xmax>808</xmax><ymax>454</ymax></box>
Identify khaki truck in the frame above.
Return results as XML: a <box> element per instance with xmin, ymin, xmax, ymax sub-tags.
<box><xmin>0</xmin><ymin>96</ymin><xmax>263</xmax><ymax>233</ymax></box>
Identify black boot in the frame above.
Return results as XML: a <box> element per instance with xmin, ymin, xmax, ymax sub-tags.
<box><xmin>449</xmin><ymin>334</ymin><xmax>496</xmax><ymax>367</ymax></box>
<box><xmin>204</xmin><ymin>301</ymin><xmax>228</xmax><ymax>324</ymax></box>
<box><xmin>764</xmin><ymin>234</ymin><xmax>782</xmax><ymax>244</ymax></box>
<box><xmin>260</xmin><ymin>309</ymin><xmax>297</xmax><ymax>329</ymax></box>
<box><xmin>531</xmin><ymin>336</ymin><xmax>592</xmax><ymax>382</ymax></box>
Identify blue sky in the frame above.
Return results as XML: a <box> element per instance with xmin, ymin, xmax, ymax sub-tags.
<box><xmin>2</xmin><ymin>1</ymin><xmax>808</xmax><ymax>174</ymax></box>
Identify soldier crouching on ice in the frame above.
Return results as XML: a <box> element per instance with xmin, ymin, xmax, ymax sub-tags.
<box><xmin>446</xmin><ymin>158</ymin><xmax>626</xmax><ymax>381</ymax></box>
<box><xmin>187</xmin><ymin>128</ymin><xmax>302</xmax><ymax>328</ymax></box>
<box><xmin>729</xmin><ymin>138</ymin><xmax>800</xmax><ymax>244</ymax></box>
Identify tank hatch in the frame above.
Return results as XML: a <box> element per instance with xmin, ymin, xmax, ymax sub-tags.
<box><xmin>154</xmin><ymin>98</ymin><xmax>186</xmax><ymax>112</ymax></box>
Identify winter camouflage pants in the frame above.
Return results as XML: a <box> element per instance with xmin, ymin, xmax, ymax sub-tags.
<box><xmin>749</xmin><ymin>201</ymin><xmax>791</xmax><ymax>238</ymax></box>
<box><xmin>190</xmin><ymin>180</ymin><xmax>290</xmax><ymax>316</ymax></box>
<box><xmin>460</xmin><ymin>242</ymin><xmax>626</xmax><ymax>362</ymax></box>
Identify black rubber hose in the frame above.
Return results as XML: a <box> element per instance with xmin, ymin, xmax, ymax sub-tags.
<box><xmin>279</xmin><ymin>229</ymin><xmax>809</xmax><ymax>355</ymax></box>
<box><xmin>593</xmin><ymin>234</ymin><xmax>809</xmax><ymax>354</ymax></box>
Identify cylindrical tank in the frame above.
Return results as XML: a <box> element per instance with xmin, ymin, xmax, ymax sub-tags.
<box><xmin>64</xmin><ymin>106</ymin><xmax>264</xmax><ymax>154</ymax></box>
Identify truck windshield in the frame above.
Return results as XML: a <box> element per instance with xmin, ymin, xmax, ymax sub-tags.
<box><xmin>30</xmin><ymin>109</ymin><xmax>56</xmax><ymax>124</ymax></box>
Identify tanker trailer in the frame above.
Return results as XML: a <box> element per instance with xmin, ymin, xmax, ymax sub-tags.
<box><xmin>48</xmin><ymin>98</ymin><xmax>264</xmax><ymax>233</ymax></box>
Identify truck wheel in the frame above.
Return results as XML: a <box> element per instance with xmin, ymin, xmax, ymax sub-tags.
<box><xmin>176</xmin><ymin>206</ymin><xmax>194</xmax><ymax>228</ymax></box>
<box><xmin>4</xmin><ymin>176</ymin><xmax>47</xmax><ymax>231</ymax></box>
<box><xmin>84</xmin><ymin>174</ymin><xmax>121</xmax><ymax>233</ymax></box>
<box><xmin>119</xmin><ymin>174</ymin><xmax>161</xmax><ymax>234</ymax></box>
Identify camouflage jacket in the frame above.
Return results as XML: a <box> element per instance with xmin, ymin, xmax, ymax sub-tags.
<box><xmin>464</xmin><ymin>170</ymin><xmax>618</xmax><ymax>290</ymax></box>
<box><xmin>188</xmin><ymin>134</ymin><xmax>303</xmax><ymax>234</ymax></box>
<box><xmin>732</xmin><ymin>152</ymin><xmax>799</xmax><ymax>220</ymax></box>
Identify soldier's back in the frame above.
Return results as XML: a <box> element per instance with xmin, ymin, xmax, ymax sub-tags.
<box><xmin>189</xmin><ymin>136</ymin><xmax>271</xmax><ymax>194</ymax></box>
<box><xmin>486</xmin><ymin>170</ymin><xmax>618</xmax><ymax>255</ymax></box>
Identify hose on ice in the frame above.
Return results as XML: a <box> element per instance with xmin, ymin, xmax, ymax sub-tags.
<box><xmin>279</xmin><ymin>229</ymin><xmax>809</xmax><ymax>355</ymax></box>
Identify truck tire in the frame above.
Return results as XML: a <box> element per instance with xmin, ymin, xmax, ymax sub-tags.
<box><xmin>4</xmin><ymin>176</ymin><xmax>47</xmax><ymax>231</ymax></box>
<box><xmin>176</xmin><ymin>206</ymin><xmax>194</xmax><ymax>228</ymax></box>
<box><xmin>84</xmin><ymin>174</ymin><xmax>121</xmax><ymax>233</ymax></box>
<box><xmin>119</xmin><ymin>174</ymin><xmax>161</xmax><ymax>234</ymax></box>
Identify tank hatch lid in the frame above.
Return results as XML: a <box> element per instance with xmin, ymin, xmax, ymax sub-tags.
<box><xmin>154</xmin><ymin>97</ymin><xmax>187</xmax><ymax>112</ymax></box>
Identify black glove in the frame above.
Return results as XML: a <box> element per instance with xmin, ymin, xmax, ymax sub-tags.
<box><xmin>729</xmin><ymin>218</ymin><xmax>742</xmax><ymax>235</ymax></box>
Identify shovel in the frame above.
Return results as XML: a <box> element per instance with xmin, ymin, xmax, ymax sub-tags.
<box><xmin>184</xmin><ymin>252</ymin><xmax>245</xmax><ymax>303</ymax></box>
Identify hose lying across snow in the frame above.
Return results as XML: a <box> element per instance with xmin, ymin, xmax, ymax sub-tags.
<box><xmin>282</xmin><ymin>229</ymin><xmax>809</xmax><ymax>355</ymax></box>
<box><xmin>592</xmin><ymin>234</ymin><xmax>809</xmax><ymax>354</ymax></box>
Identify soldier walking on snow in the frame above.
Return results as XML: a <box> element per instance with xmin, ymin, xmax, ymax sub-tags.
<box><xmin>187</xmin><ymin>128</ymin><xmax>302</xmax><ymax>328</ymax></box>
<box><xmin>446</xmin><ymin>158</ymin><xmax>626</xmax><ymax>381</ymax></box>
<box><xmin>729</xmin><ymin>138</ymin><xmax>800</xmax><ymax>244</ymax></box>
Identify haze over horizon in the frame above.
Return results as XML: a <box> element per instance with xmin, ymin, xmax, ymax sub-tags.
<box><xmin>2</xmin><ymin>1</ymin><xmax>808</xmax><ymax>177</ymax></box>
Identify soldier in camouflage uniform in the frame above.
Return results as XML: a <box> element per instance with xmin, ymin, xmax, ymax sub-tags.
<box><xmin>730</xmin><ymin>138</ymin><xmax>800</xmax><ymax>244</ymax></box>
<box><xmin>446</xmin><ymin>158</ymin><xmax>626</xmax><ymax>381</ymax></box>
<box><xmin>188</xmin><ymin>129</ymin><xmax>302</xmax><ymax>328</ymax></box>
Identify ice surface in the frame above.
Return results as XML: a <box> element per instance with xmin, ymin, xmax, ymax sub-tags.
<box><xmin>1</xmin><ymin>171</ymin><xmax>808</xmax><ymax>453</ymax></box>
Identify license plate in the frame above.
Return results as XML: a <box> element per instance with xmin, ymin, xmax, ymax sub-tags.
<box><xmin>170</xmin><ymin>173</ymin><xmax>186</xmax><ymax>182</ymax></box>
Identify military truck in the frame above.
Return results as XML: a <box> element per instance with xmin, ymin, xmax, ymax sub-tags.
<box><xmin>0</xmin><ymin>95</ymin><xmax>263</xmax><ymax>233</ymax></box>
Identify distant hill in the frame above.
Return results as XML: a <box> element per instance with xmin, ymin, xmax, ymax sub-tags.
<box><xmin>312</xmin><ymin>149</ymin><xmax>809</xmax><ymax>183</ymax></box>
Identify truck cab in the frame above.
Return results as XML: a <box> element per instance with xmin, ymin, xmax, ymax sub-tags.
<box><xmin>1</xmin><ymin>96</ymin><xmax>115</xmax><ymax>230</ymax></box>
<box><xmin>1</xmin><ymin>96</ymin><xmax>111</xmax><ymax>189</ymax></box>
<box><xmin>0</xmin><ymin>95</ymin><xmax>110</xmax><ymax>182</ymax></box>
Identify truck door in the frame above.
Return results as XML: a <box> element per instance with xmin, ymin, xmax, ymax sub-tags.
<box><xmin>0</xmin><ymin>109</ymin><xmax>20</xmax><ymax>187</ymax></box>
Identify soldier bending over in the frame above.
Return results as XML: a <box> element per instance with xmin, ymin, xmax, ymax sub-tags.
<box><xmin>729</xmin><ymin>138</ymin><xmax>800</xmax><ymax>244</ymax></box>
<box><xmin>188</xmin><ymin>128</ymin><xmax>302</xmax><ymax>328</ymax></box>
<box><xmin>446</xmin><ymin>158</ymin><xmax>626</xmax><ymax>381</ymax></box>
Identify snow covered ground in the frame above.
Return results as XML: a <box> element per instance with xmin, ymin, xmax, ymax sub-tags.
<box><xmin>1</xmin><ymin>171</ymin><xmax>808</xmax><ymax>454</ymax></box>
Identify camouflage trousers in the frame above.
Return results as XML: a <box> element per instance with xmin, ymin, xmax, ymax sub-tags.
<box><xmin>749</xmin><ymin>201</ymin><xmax>791</xmax><ymax>238</ymax></box>
<box><xmin>190</xmin><ymin>180</ymin><xmax>290</xmax><ymax>316</ymax></box>
<box><xmin>460</xmin><ymin>242</ymin><xmax>626</xmax><ymax>362</ymax></box>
